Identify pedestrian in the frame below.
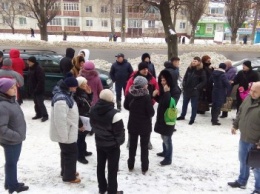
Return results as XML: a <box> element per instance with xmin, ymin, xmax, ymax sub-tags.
<box><xmin>243</xmin><ymin>35</ymin><xmax>247</xmax><ymax>44</ymax></box>
<box><xmin>220</xmin><ymin>60</ymin><xmax>237</xmax><ymax>118</ymax></box>
<box><xmin>9</xmin><ymin>49</ymin><xmax>25</xmax><ymax>105</ymax></box>
<box><xmin>60</xmin><ymin>48</ymin><xmax>75</xmax><ymax>77</ymax></box>
<box><xmin>90</xmin><ymin>89</ymin><xmax>125</xmax><ymax>194</ymax></box>
<box><xmin>228</xmin><ymin>81</ymin><xmax>260</xmax><ymax>194</ymax></box>
<box><xmin>109</xmin><ymin>33</ymin><xmax>113</xmax><ymax>42</ymax></box>
<box><xmin>30</xmin><ymin>28</ymin><xmax>34</xmax><ymax>37</ymax></box>
<box><xmin>141</xmin><ymin>53</ymin><xmax>156</xmax><ymax>78</ymax></box>
<box><xmin>27</xmin><ymin>56</ymin><xmax>48</xmax><ymax>122</ymax></box>
<box><xmin>63</xmin><ymin>30</ymin><xmax>67</xmax><ymax>41</ymax></box>
<box><xmin>113</xmin><ymin>34</ymin><xmax>118</xmax><ymax>42</ymax></box>
<box><xmin>232</xmin><ymin>60</ymin><xmax>259</xmax><ymax>112</ymax></box>
<box><xmin>50</xmin><ymin>75</ymin><xmax>81</xmax><ymax>183</ymax></box>
<box><xmin>0</xmin><ymin>51</ymin><xmax>3</xmax><ymax>68</ymax></box>
<box><xmin>110</xmin><ymin>53</ymin><xmax>133</xmax><ymax>111</ymax></box>
<box><xmin>0</xmin><ymin>78</ymin><xmax>29</xmax><ymax>194</ymax></box>
<box><xmin>153</xmin><ymin>70</ymin><xmax>175</xmax><ymax>166</ymax></box>
<box><xmin>182</xmin><ymin>36</ymin><xmax>185</xmax><ymax>44</ymax></box>
<box><xmin>74</xmin><ymin>76</ymin><xmax>93</xmax><ymax>164</ymax></box>
<box><xmin>210</xmin><ymin>63</ymin><xmax>230</xmax><ymax>125</ymax></box>
<box><xmin>70</xmin><ymin>55</ymin><xmax>85</xmax><ymax>77</ymax></box>
<box><xmin>124</xmin><ymin>76</ymin><xmax>154</xmax><ymax>174</ymax></box>
<box><xmin>177</xmin><ymin>57</ymin><xmax>206</xmax><ymax>125</ymax></box>
<box><xmin>164</xmin><ymin>57</ymin><xmax>182</xmax><ymax>103</ymax></box>
<box><xmin>80</xmin><ymin>61</ymin><xmax>103</xmax><ymax>106</ymax></box>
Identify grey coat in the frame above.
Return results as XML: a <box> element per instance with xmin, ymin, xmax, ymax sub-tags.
<box><xmin>0</xmin><ymin>69</ymin><xmax>24</xmax><ymax>87</ymax></box>
<box><xmin>0</xmin><ymin>93</ymin><xmax>26</xmax><ymax>145</ymax></box>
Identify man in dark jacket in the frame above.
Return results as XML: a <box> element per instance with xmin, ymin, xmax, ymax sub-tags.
<box><xmin>60</xmin><ymin>48</ymin><xmax>75</xmax><ymax>77</ymax></box>
<box><xmin>90</xmin><ymin>89</ymin><xmax>125</xmax><ymax>194</ymax></box>
<box><xmin>0</xmin><ymin>51</ymin><xmax>3</xmax><ymax>68</ymax></box>
<box><xmin>164</xmin><ymin>57</ymin><xmax>182</xmax><ymax>103</ymax></box>
<box><xmin>177</xmin><ymin>57</ymin><xmax>207</xmax><ymax>125</ymax></box>
<box><xmin>27</xmin><ymin>56</ymin><xmax>48</xmax><ymax>122</ymax></box>
<box><xmin>232</xmin><ymin>60</ymin><xmax>259</xmax><ymax>112</ymax></box>
<box><xmin>110</xmin><ymin>53</ymin><xmax>133</xmax><ymax>110</ymax></box>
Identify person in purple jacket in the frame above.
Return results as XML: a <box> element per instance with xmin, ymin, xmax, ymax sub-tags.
<box><xmin>220</xmin><ymin>60</ymin><xmax>237</xmax><ymax>118</ymax></box>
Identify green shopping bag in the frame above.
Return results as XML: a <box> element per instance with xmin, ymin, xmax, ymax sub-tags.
<box><xmin>164</xmin><ymin>97</ymin><xmax>177</xmax><ymax>126</ymax></box>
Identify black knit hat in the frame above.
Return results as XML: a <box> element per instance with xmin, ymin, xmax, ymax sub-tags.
<box><xmin>219</xmin><ymin>63</ymin><xmax>226</xmax><ymax>70</ymax></box>
<box><xmin>138</xmin><ymin>62</ymin><xmax>148</xmax><ymax>71</ymax></box>
<box><xmin>28</xmin><ymin>56</ymin><xmax>37</xmax><ymax>64</ymax></box>
<box><xmin>243</xmin><ymin>60</ymin><xmax>252</xmax><ymax>69</ymax></box>
<box><xmin>141</xmin><ymin>53</ymin><xmax>150</xmax><ymax>62</ymax></box>
<box><xmin>64</xmin><ymin>72</ymin><xmax>78</xmax><ymax>88</ymax></box>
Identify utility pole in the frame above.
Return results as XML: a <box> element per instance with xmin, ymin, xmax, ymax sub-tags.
<box><xmin>121</xmin><ymin>0</ymin><xmax>126</xmax><ymax>42</ymax></box>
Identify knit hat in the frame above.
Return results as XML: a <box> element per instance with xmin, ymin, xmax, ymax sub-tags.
<box><xmin>134</xmin><ymin>76</ymin><xmax>148</xmax><ymax>88</ymax></box>
<box><xmin>76</xmin><ymin>76</ymin><xmax>87</xmax><ymax>86</ymax></box>
<box><xmin>138</xmin><ymin>62</ymin><xmax>148</xmax><ymax>71</ymax></box>
<box><xmin>115</xmin><ymin>53</ymin><xmax>124</xmax><ymax>58</ymax></box>
<box><xmin>3</xmin><ymin>58</ymin><xmax>12</xmax><ymax>66</ymax></box>
<box><xmin>141</xmin><ymin>53</ymin><xmax>150</xmax><ymax>62</ymax></box>
<box><xmin>243</xmin><ymin>60</ymin><xmax>252</xmax><ymax>69</ymax></box>
<box><xmin>201</xmin><ymin>55</ymin><xmax>211</xmax><ymax>63</ymax></box>
<box><xmin>83</xmin><ymin>61</ymin><xmax>95</xmax><ymax>70</ymax></box>
<box><xmin>27</xmin><ymin>56</ymin><xmax>37</xmax><ymax>64</ymax></box>
<box><xmin>219</xmin><ymin>63</ymin><xmax>226</xmax><ymax>70</ymax></box>
<box><xmin>0</xmin><ymin>78</ymin><xmax>16</xmax><ymax>93</ymax></box>
<box><xmin>99</xmin><ymin>89</ymin><xmax>114</xmax><ymax>103</ymax></box>
<box><xmin>64</xmin><ymin>73</ymin><xmax>78</xmax><ymax>88</ymax></box>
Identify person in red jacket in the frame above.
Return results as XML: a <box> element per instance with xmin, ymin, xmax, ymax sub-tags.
<box><xmin>9</xmin><ymin>49</ymin><xmax>25</xmax><ymax>105</ymax></box>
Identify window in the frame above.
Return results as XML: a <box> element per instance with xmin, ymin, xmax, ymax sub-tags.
<box><xmin>101</xmin><ymin>20</ymin><xmax>108</xmax><ymax>27</ymax></box>
<box><xmin>101</xmin><ymin>6</ymin><xmax>108</xmax><ymax>13</ymax></box>
<box><xmin>86</xmin><ymin>5</ymin><xmax>92</xmax><ymax>13</ymax></box>
<box><xmin>210</xmin><ymin>8</ymin><xmax>224</xmax><ymax>15</ymax></box>
<box><xmin>115</xmin><ymin>6</ymin><xmax>122</xmax><ymax>14</ymax></box>
<box><xmin>18</xmin><ymin>3</ymin><xmax>25</xmax><ymax>11</ymax></box>
<box><xmin>65</xmin><ymin>18</ymin><xmax>79</xmax><ymax>26</ymax></box>
<box><xmin>206</xmin><ymin>24</ymin><xmax>213</xmax><ymax>33</ymax></box>
<box><xmin>19</xmin><ymin>17</ymin><xmax>27</xmax><ymax>25</ymax></box>
<box><xmin>128</xmin><ymin>19</ymin><xmax>142</xmax><ymax>28</ymax></box>
<box><xmin>64</xmin><ymin>3</ymin><xmax>79</xmax><ymax>11</ymax></box>
<box><xmin>86</xmin><ymin>20</ymin><xmax>93</xmax><ymax>27</ymax></box>
<box><xmin>49</xmin><ymin>18</ymin><xmax>61</xmax><ymax>26</ymax></box>
<box><xmin>148</xmin><ymin>20</ymin><xmax>155</xmax><ymax>28</ymax></box>
<box><xmin>115</xmin><ymin>21</ymin><xmax>121</xmax><ymax>27</ymax></box>
<box><xmin>179</xmin><ymin>22</ymin><xmax>186</xmax><ymax>29</ymax></box>
<box><xmin>128</xmin><ymin>5</ymin><xmax>142</xmax><ymax>13</ymax></box>
<box><xmin>146</xmin><ymin>6</ymin><xmax>159</xmax><ymax>14</ymax></box>
<box><xmin>51</xmin><ymin>2</ymin><xmax>60</xmax><ymax>10</ymax></box>
<box><xmin>1</xmin><ymin>2</ymin><xmax>8</xmax><ymax>10</ymax></box>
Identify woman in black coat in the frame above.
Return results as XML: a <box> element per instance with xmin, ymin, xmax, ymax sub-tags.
<box><xmin>124</xmin><ymin>76</ymin><xmax>154</xmax><ymax>174</ymax></box>
<box><xmin>153</xmin><ymin>70</ymin><xmax>175</xmax><ymax>166</ymax></box>
<box><xmin>74</xmin><ymin>77</ymin><xmax>93</xmax><ymax>164</ymax></box>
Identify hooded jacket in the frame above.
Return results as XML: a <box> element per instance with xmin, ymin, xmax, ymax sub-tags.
<box><xmin>60</xmin><ymin>48</ymin><xmax>75</xmax><ymax>76</ymax></box>
<box><xmin>9</xmin><ymin>49</ymin><xmax>25</xmax><ymax>76</ymax></box>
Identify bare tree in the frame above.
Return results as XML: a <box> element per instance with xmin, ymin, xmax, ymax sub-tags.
<box><xmin>251</xmin><ymin>0</ymin><xmax>260</xmax><ymax>44</ymax></box>
<box><xmin>110</xmin><ymin>0</ymin><xmax>115</xmax><ymax>35</ymax></box>
<box><xmin>185</xmin><ymin>0</ymin><xmax>208</xmax><ymax>44</ymax></box>
<box><xmin>0</xmin><ymin>0</ymin><xmax>23</xmax><ymax>34</ymax></box>
<box><xmin>121</xmin><ymin>0</ymin><xmax>126</xmax><ymax>42</ymax></box>
<box><xmin>225</xmin><ymin>0</ymin><xmax>251</xmax><ymax>44</ymax></box>
<box><xmin>23</xmin><ymin>0</ymin><xmax>59</xmax><ymax>41</ymax></box>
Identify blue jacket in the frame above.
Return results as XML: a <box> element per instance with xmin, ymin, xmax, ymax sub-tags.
<box><xmin>110</xmin><ymin>59</ymin><xmax>133</xmax><ymax>83</ymax></box>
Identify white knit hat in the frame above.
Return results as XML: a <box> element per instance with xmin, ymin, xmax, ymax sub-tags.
<box><xmin>76</xmin><ymin>76</ymin><xmax>87</xmax><ymax>86</ymax></box>
<box><xmin>99</xmin><ymin>89</ymin><xmax>114</xmax><ymax>102</ymax></box>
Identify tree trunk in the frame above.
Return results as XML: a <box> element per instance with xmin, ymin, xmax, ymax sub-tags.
<box><xmin>11</xmin><ymin>26</ymin><xmax>15</xmax><ymax>34</ymax></box>
<box><xmin>39</xmin><ymin>24</ymin><xmax>48</xmax><ymax>41</ymax></box>
<box><xmin>231</xmin><ymin>31</ymin><xmax>237</xmax><ymax>44</ymax></box>
<box><xmin>189</xmin><ymin>26</ymin><xmax>196</xmax><ymax>44</ymax></box>
<box><xmin>173</xmin><ymin>10</ymin><xmax>177</xmax><ymax>29</ymax></box>
<box><xmin>159</xmin><ymin>0</ymin><xmax>178</xmax><ymax>60</ymax></box>
<box><xmin>121</xmin><ymin>0</ymin><xmax>126</xmax><ymax>42</ymax></box>
<box><xmin>110</xmin><ymin>0</ymin><xmax>115</xmax><ymax>35</ymax></box>
<box><xmin>251</xmin><ymin>4</ymin><xmax>259</xmax><ymax>45</ymax></box>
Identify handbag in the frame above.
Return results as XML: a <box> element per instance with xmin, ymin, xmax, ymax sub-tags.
<box><xmin>164</xmin><ymin>97</ymin><xmax>178</xmax><ymax>126</ymax></box>
<box><xmin>221</xmin><ymin>97</ymin><xmax>233</xmax><ymax>112</ymax></box>
<box><xmin>246</xmin><ymin>147</ymin><xmax>260</xmax><ymax>168</ymax></box>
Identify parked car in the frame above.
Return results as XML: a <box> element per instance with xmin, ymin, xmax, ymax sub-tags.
<box><xmin>2</xmin><ymin>49</ymin><xmax>113</xmax><ymax>97</ymax></box>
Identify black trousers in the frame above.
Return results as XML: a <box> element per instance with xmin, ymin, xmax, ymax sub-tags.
<box><xmin>236</xmin><ymin>91</ymin><xmax>242</xmax><ymax>113</ymax></box>
<box><xmin>33</xmin><ymin>94</ymin><xmax>48</xmax><ymax>118</ymax></box>
<box><xmin>211</xmin><ymin>104</ymin><xmax>221</xmax><ymax>123</ymax></box>
<box><xmin>128</xmin><ymin>133</ymin><xmax>150</xmax><ymax>172</ymax></box>
<box><xmin>96</xmin><ymin>146</ymin><xmax>120</xmax><ymax>194</ymax></box>
<box><xmin>77</xmin><ymin>131</ymin><xmax>87</xmax><ymax>159</ymax></box>
<box><xmin>59</xmin><ymin>142</ymin><xmax>78</xmax><ymax>182</ymax></box>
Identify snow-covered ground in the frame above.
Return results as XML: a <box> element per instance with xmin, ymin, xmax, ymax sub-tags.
<box><xmin>0</xmin><ymin>97</ymin><xmax>257</xmax><ymax>194</ymax></box>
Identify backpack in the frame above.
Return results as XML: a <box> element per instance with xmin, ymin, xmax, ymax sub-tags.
<box><xmin>164</xmin><ymin>97</ymin><xmax>177</xmax><ymax>126</ymax></box>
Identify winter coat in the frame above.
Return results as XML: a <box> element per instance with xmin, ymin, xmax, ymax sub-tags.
<box><xmin>50</xmin><ymin>80</ymin><xmax>79</xmax><ymax>144</ymax></box>
<box><xmin>124</xmin><ymin>86</ymin><xmax>154</xmax><ymax>135</ymax></box>
<box><xmin>60</xmin><ymin>48</ymin><xmax>75</xmax><ymax>76</ymax></box>
<box><xmin>0</xmin><ymin>92</ymin><xmax>26</xmax><ymax>145</ymax></box>
<box><xmin>110</xmin><ymin>59</ymin><xmax>133</xmax><ymax>83</ymax></box>
<box><xmin>80</xmin><ymin>69</ymin><xmax>103</xmax><ymax>106</ymax></box>
<box><xmin>90</xmin><ymin>99</ymin><xmax>125</xmax><ymax>148</ymax></box>
<box><xmin>9</xmin><ymin>49</ymin><xmax>25</xmax><ymax>76</ymax></box>
<box><xmin>233</xmin><ymin>69</ymin><xmax>259</xmax><ymax>90</ymax></box>
<box><xmin>164</xmin><ymin>62</ymin><xmax>182</xmax><ymax>102</ymax></box>
<box><xmin>233</xmin><ymin>96</ymin><xmax>260</xmax><ymax>144</ymax></box>
<box><xmin>225</xmin><ymin>66</ymin><xmax>237</xmax><ymax>81</ymax></box>
<box><xmin>201</xmin><ymin>63</ymin><xmax>214</xmax><ymax>103</ymax></box>
<box><xmin>27</xmin><ymin>62</ymin><xmax>45</xmax><ymax>95</ymax></box>
<box><xmin>0</xmin><ymin>68</ymin><xmax>24</xmax><ymax>87</ymax></box>
<box><xmin>125</xmin><ymin>71</ymin><xmax>159</xmax><ymax>104</ymax></box>
<box><xmin>74</xmin><ymin>87</ymin><xmax>93</xmax><ymax>128</ymax></box>
<box><xmin>182</xmin><ymin>66</ymin><xmax>207</xmax><ymax>98</ymax></box>
<box><xmin>210</xmin><ymin>69</ymin><xmax>230</xmax><ymax>106</ymax></box>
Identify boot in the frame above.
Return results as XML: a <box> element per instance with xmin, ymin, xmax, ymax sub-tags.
<box><xmin>117</xmin><ymin>101</ymin><xmax>121</xmax><ymax>111</ymax></box>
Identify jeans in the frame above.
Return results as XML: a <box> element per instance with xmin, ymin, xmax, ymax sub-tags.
<box><xmin>77</xmin><ymin>131</ymin><xmax>87</xmax><ymax>159</ymax></box>
<box><xmin>97</xmin><ymin>146</ymin><xmax>120</xmax><ymax>194</ymax></box>
<box><xmin>115</xmin><ymin>82</ymin><xmax>126</xmax><ymax>102</ymax></box>
<box><xmin>128</xmin><ymin>133</ymin><xmax>150</xmax><ymax>172</ymax></box>
<box><xmin>1</xmin><ymin>143</ymin><xmax>22</xmax><ymax>192</ymax></box>
<box><xmin>180</xmin><ymin>95</ymin><xmax>199</xmax><ymax>121</ymax></box>
<box><xmin>59</xmin><ymin>143</ymin><xmax>78</xmax><ymax>181</ymax></box>
<box><xmin>237</xmin><ymin>140</ymin><xmax>260</xmax><ymax>191</ymax></box>
<box><xmin>33</xmin><ymin>94</ymin><xmax>48</xmax><ymax>118</ymax></box>
<box><xmin>161</xmin><ymin>135</ymin><xmax>172</xmax><ymax>163</ymax></box>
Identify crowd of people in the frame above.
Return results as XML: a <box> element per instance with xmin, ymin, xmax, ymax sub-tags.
<box><xmin>0</xmin><ymin>48</ymin><xmax>260</xmax><ymax>194</ymax></box>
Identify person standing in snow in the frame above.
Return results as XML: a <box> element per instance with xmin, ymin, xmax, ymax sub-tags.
<box><xmin>0</xmin><ymin>78</ymin><xmax>29</xmax><ymax>194</ymax></box>
<box><xmin>110</xmin><ymin>53</ymin><xmax>133</xmax><ymax>111</ymax></box>
<box><xmin>0</xmin><ymin>51</ymin><xmax>3</xmax><ymax>68</ymax></box>
<box><xmin>90</xmin><ymin>89</ymin><xmax>125</xmax><ymax>194</ymax></box>
<box><xmin>141</xmin><ymin>53</ymin><xmax>156</xmax><ymax>78</ymax></box>
<box><xmin>228</xmin><ymin>81</ymin><xmax>260</xmax><ymax>194</ymax></box>
<box><xmin>60</xmin><ymin>48</ymin><xmax>75</xmax><ymax>77</ymax></box>
<box><xmin>50</xmin><ymin>75</ymin><xmax>81</xmax><ymax>183</ymax></box>
<box><xmin>70</xmin><ymin>55</ymin><xmax>85</xmax><ymax>77</ymax></box>
<box><xmin>124</xmin><ymin>76</ymin><xmax>154</xmax><ymax>174</ymax></box>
